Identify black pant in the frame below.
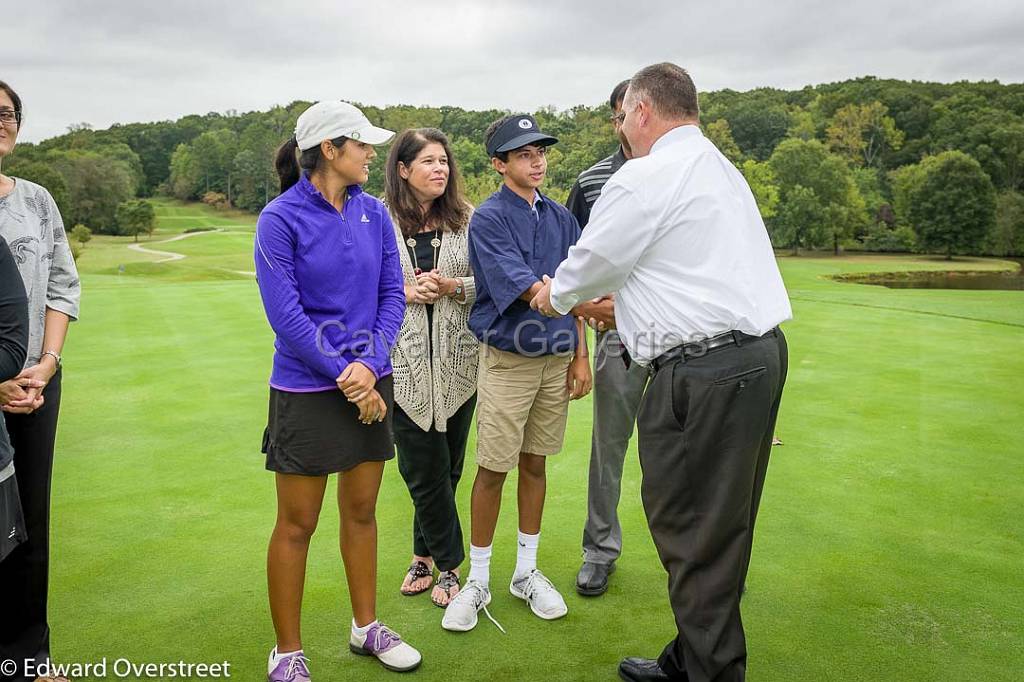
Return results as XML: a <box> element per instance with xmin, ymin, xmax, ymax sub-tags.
<box><xmin>393</xmin><ymin>395</ymin><xmax>476</xmax><ymax>571</ymax></box>
<box><xmin>0</xmin><ymin>371</ymin><xmax>62</xmax><ymax>682</ymax></box>
<box><xmin>637</xmin><ymin>331</ymin><xmax>787</xmax><ymax>682</ymax></box>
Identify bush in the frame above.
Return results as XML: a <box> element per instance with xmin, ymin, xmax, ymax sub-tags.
<box><xmin>859</xmin><ymin>222</ymin><xmax>917</xmax><ymax>252</ymax></box>
<box><xmin>201</xmin><ymin>191</ymin><xmax>230</xmax><ymax>210</ymax></box>
<box><xmin>70</xmin><ymin>224</ymin><xmax>92</xmax><ymax>244</ymax></box>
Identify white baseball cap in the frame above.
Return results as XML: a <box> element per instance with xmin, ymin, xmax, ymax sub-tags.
<box><xmin>294</xmin><ymin>101</ymin><xmax>395</xmax><ymax>151</ymax></box>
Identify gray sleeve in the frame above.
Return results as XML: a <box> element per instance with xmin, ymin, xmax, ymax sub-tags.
<box><xmin>44</xmin><ymin>190</ymin><xmax>81</xmax><ymax>320</ymax></box>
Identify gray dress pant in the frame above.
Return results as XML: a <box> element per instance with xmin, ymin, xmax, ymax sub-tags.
<box><xmin>581</xmin><ymin>330</ymin><xmax>651</xmax><ymax>565</ymax></box>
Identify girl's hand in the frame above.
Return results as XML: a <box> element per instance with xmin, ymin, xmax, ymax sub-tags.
<box><xmin>337</xmin><ymin>362</ymin><xmax>376</xmax><ymax>402</ymax></box>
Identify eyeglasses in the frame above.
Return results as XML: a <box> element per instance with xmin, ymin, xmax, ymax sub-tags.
<box><xmin>609</xmin><ymin>112</ymin><xmax>626</xmax><ymax>125</ymax></box>
<box><xmin>0</xmin><ymin>109</ymin><xmax>21</xmax><ymax>128</ymax></box>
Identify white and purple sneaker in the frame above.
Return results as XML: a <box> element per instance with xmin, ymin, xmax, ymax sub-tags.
<box><xmin>349</xmin><ymin>621</ymin><xmax>422</xmax><ymax>672</ymax></box>
<box><xmin>267</xmin><ymin>649</ymin><xmax>311</xmax><ymax>682</ymax></box>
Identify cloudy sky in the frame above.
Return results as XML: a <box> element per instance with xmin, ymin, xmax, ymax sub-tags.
<box><xmin>5</xmin><ymin>0</ymin><xmax>1023</xmax><ymax>143</ymax></box>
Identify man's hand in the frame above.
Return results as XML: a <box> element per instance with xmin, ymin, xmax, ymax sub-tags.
<box><xmin>572</xmin><ymin>295</ymin><xmax>616</xmax><ymax>332</ymax></box>
<box><xmin>337</xmin><ymin>361</ymin><xmax>376</xmax><ymax>403</ymax></box>
<box><xmin>566</xmin><ymin>354</ymin><xmax>593</xmax><ymax>400</ymax></box>
<box><xmin>530</xmin><ymin>275</ymin><xmax>560</xmax><ymax>317</ymax></box>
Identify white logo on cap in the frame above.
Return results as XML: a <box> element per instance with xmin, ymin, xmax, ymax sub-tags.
<box><xmin>350</xmin><ymin>131</ymin><xmax>361</xmax><ymax>140</ymax></box>
<box><xmin>518</xmin><ymin>119</ymin><xmax>533</xmax><ymax>129</ymax></box>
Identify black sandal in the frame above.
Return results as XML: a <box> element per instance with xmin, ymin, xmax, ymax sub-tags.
<box><xmin>400</xmin><ymin>560</ymin><xmax>434</xmax><ymax>596</ymax></box>
<box><xmin>432</xmin><ymin>570</ymin><xmax>461</xmax><ymax>607</ymax></box>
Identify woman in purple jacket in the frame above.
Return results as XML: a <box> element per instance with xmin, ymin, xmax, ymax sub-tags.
<box><xmin>255</xmin><ymin>101</ymin><xmax>419</xmax><ymax>679</ymax></box>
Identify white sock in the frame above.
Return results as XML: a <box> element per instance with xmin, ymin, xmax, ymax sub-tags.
<box><xmin>351</xmin><ymin>618</ymin><xmax>377</xmax><ymax>638</ymax></box>
<box><xmin>514</xmin><ymin>530</ymin><xmax>540</xmax><ymax>579</ymax></box>
<box><xmin>269</xmin><ymin>648</ymin><xmax>302</xmax><ymax>674</ymax></box>
<box><xmin>468</xmin><ymin>544</ymin><xmax>492</xmax><ymax>586</ymax></box>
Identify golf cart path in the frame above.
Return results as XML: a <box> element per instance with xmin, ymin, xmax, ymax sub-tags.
<box><xmin>126</xmin><ymin>228</ymin><xmax>224</xmax><ymax>263</ymax></box>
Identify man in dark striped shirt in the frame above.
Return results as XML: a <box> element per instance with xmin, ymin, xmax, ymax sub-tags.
<box><xmin>565</xmin><ymin>80</ymin><xmax>651</xmax><ymax>597</ymax></box>
<box><xmin>566</xmin><ymin>80</ymin><xmax>632</xmax><ymax>229</ymax></box>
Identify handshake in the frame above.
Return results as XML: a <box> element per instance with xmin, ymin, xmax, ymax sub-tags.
<box><xmin>529</xmin><ymin>275</ymin><xmax>616</xmax><ymax>332</ymax></box>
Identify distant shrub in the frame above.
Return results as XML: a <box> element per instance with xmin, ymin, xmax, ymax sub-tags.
<box><xmin>859</xmin><ymin>222</ymin><xmax>917</xmax><ymax>253</ymax></box>
<box><xmin>201</xmin><ymin>192</ymin><xmax>230</xmax><ymax>210</ymax></box>
<box><xmin>71</xmin><ymin>224</ymin><xmax>92</xmax><ymax>244</ymax></box>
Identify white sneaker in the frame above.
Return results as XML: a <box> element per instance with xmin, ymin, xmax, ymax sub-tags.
<box><xmin>441</xmin><ymin>580</ymin><xmax>505</xmax><ymax>633</ymax></box>
<box><xmin>349</xmin><ymin>621</ymin><xmax>421</xmax><ymax>672</ymax></box>
<box><xmin>510</xmin><ymin>569</ymin><xmax>568</xmax><ymax>620</ymax></box>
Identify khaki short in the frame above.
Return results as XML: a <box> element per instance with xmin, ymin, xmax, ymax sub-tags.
<box><xmin>475</xmin><ymin>345</ymin><xmax>573</xmax><ymax>473</ymax></box>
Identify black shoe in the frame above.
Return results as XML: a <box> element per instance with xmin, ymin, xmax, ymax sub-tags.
<box><xmin>575</xmin><ymin>560</ymin><xmax>615</xmax><ymax>596</ymax></box>
<box><xmin>618</xmin><ymin>657</ymin><xmax>671</xmax><ymax>681</ymax></box>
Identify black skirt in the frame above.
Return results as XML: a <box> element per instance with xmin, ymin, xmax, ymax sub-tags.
<box><xmin>262</xmin><ymin>375</ymin><xmax>396</xmax><ymax>476</ymax></box>
<box><xmin>0</xmin><ymin>473</ymin><xmax>27</xmax><ymax>562</ymax></box>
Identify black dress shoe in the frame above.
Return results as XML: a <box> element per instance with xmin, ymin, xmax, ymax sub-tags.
<box><xmin>576</xmin><ymin>560</ymin><xmax>615</xmax><ymax>596</ymax></box>
<box><xmin>618</xmin><ymin>657</ymin><xmax>671</xmax><ymax>681</ymax></box>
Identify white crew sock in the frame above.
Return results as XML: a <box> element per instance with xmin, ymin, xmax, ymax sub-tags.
<box><xmin>351</xmin><ymin>618</ymin><xmax>378</xmax><ymax>637</ymax></box>
<box><xmin>269</xmin><ymin>648</ymin><xmax>303</xmax><ymax>674</ymax></box>
<box><xmin>514</xmin><ymin>530</ymin><xmax>540</xmax><ymax>580</ymax></box>
<box><xmin>468</xmin><ymin>543</ymin><xmax>492</xmax><ymax>586</ymax></box>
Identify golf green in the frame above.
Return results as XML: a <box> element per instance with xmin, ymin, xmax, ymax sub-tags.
<box><xmin>47</xmin><ymin>199</ymin><xmax>1023</xmax><ymax>681</ymax></box>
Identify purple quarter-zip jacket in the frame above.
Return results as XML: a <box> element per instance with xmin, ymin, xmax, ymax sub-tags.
<box><xmin>254</xmin><ymin>174</ymin><xmax>405</xmax><ymax>392</ymax></box>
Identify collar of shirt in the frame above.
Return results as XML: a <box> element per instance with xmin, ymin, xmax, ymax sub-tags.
<box><xmin>498</xmin><ymin>184</ymin><xmax>545</xmax><ymax>212</ymax></box>
<box><xmin>649</xmin><ymin>124</ymin><xmax>702</xmax><ymax>155</ymax></box>
<box><xmin>298</xmin><ymin>172</ymin><xmax>364</xmax><ymax>210</ymax></box>
<box><xmin>612</xmin><ymin>146</ymin><xmax>628</xmax><ymax>170</ymax></box>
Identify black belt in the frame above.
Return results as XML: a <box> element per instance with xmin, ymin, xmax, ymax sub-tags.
<box><xmin>649</xmin><ymin>328</ymin><xmax>777</xmax><ymax>373</ymax></box>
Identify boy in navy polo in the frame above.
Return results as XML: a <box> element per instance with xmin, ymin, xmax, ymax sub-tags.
<box><xmin>442</xmin><ymin>114</ymin><xmax>591</xmax><ymax>632</ymax></box>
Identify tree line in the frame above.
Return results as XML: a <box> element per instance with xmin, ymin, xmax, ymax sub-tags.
<box><xmin>6</xmin><ymin>76</ymin><xmax>1024</xmax><ymax>258</ymax></box>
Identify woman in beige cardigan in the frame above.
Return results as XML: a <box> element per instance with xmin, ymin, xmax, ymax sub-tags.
<box><xmin>385</xmin><ymin>128</ymin><xmax>479</xmax><ymax>607</ymax></box>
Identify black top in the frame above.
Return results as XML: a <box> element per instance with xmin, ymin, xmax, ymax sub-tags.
<box><xmin>0</xmin><ymin>238</ymin><xmax>27</xmax><ymax>382</ymax></box>
<box><xmin>565</xmin><ymin>147</ymin><xmax>628</xmax><ymax>229</ymax></box>
<box><xmin>410</xmin><ymin>231</ymin><xmax>437</xmax><ymax>274</ymax></box>
<box><xmin>407</xmin><ymin>231</ymin><xmax>439</xmax><ymax>331</ymax></box>
<box><xmin>0</xmin><ymin>237</ymin><xmax>28</xmax><ymax>470</ymax></box>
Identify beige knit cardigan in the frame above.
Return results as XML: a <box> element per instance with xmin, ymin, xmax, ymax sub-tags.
<box><xmin>389</xmin><ymin>212</ymin><xmax>480</xmax><ymax>432</ymax></box>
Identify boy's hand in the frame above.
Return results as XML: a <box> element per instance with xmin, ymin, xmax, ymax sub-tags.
<box><xmin>567</xmin><ymin>354</ymin><xmax>593</xmax><ymax>400</ymax></box>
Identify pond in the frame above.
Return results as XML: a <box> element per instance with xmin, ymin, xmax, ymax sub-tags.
<box><xmin>835</xmin><ymin>266</ymin><xmax>1024</xmax><ymax>291</ymax></box>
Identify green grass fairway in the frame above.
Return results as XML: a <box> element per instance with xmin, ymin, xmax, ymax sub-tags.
<box><xmin>50</xmin><ymin>199</ymin><xmax>1023</xmax><ymax>681</ymax></box>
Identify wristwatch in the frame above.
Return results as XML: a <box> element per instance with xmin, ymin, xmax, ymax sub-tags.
<box><xmin>42</xmin><ymin>350</ymin><xmax>62</xmax><ymax>369</ymax></box>
<box><xmin>454</xmin><ymin>282</ymin><xmax>464</xmax><ymax>298</ymax></box>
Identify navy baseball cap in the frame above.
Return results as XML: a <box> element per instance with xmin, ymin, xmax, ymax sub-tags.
<box><xmin>486</xmin><ymin>115</ymin><xmax>559</xmax><ymax>157</ymax></box>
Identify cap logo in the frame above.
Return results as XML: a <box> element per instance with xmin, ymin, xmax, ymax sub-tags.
<box><xmin>350</xmin><ymin>131</ymin><xmax>361</xmax><ymax>140</ymax></box>
<box><xmin>518</xmin><ymin>119</ymin><xmax>533</xmax><ymax>129</ymax></box>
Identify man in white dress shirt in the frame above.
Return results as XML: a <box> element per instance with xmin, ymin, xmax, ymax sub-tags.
<box><xmin>532</xmin><ymin>63</ymin><xmax>792</xmax><ymax>682</ymax></box>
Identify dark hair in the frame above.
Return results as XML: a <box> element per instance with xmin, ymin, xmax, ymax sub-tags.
<box><xmin>274</xmin><ymin>134</ymin><xmax>349</xmax><ymax>193</ymax></box>
<box><xmin>384</xmin><ymin>128</ymin><xmax>470</xmax><ymax>239</ymax></box>
<box><xmin>484</xmin><ymin>114</ymin><xmax>519</xmax><ymax>162</ymax></box>
<box><xmin>0</xmin><ymin>80</ymin><xmax>23</xmax><ymax>129</ymax></box>
<box><xmin>609</xmin><ymin>79</ymin><xmax>630</xmax><ymax>110</ymax></box>
<box><xmin>627</xmin><ymin>63</ymin><xmax>699</xmax><ymax>120</ymax></box>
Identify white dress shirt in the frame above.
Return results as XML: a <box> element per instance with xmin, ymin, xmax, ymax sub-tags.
<box><xmin>549</xmin><ymin>124</ymin><xmax>792</xmax><ymax>365</ymax></box>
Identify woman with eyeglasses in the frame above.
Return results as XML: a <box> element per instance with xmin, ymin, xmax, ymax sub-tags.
<box><xmin>383</xmin><ymin>128</ymin><xmax>478</xmax><ymax>608</ymax></box>
<box><xmin>0</xmin><ymin>80</ymin><xmax>81</xmax><ymax>682</ymax></box>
